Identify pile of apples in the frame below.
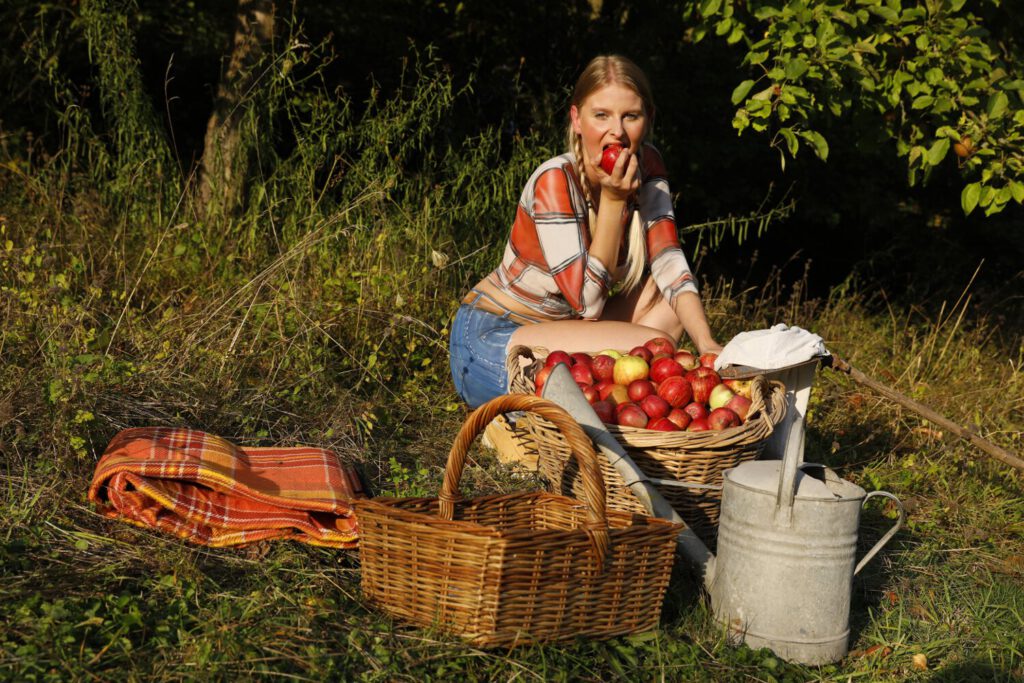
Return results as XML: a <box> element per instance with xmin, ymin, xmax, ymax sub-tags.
<box><xmin>532</xmin><ymin>336</ymin><xmax>753</xmax><ymax>432</ymax></box>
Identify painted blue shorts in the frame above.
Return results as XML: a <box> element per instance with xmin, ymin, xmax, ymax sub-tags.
<box><xmin>449</xmin><ymin>304</ymin><xmax>520</xmax><ymax>408</ymax></box>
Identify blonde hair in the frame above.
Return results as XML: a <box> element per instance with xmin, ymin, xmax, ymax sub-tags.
<box><xmin>567</xmin><ymin>55</ymin><xmax>655</xmax><ymax>294</ymax></box>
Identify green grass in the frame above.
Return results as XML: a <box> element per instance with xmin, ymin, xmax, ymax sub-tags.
<box><xmin>2</xmin><ymin>39</ymin><xmax>1023</xmax><ymax>682</ymax></box>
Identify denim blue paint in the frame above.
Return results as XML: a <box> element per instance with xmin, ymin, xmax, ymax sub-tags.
<box><xmin>449</xmin><ymin>304</ymin><xmax>520</xmax><ymax>408</ymax></box>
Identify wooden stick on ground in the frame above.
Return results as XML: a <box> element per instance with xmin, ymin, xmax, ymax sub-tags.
<box><xmin>826</xmin><ymin>354</ymin><xmax>1024</xmax><ymax>474</ymax></box>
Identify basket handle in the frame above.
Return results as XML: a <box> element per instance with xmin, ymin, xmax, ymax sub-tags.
<box><xmin>750</xmin><ymin>375</ymin><xmax>787</xmax><ymax>434</ymax></box>
<box><xmin>438</xmin><ymin>394</ymin><xmax>611</xmax><ymax>567</ymax></box>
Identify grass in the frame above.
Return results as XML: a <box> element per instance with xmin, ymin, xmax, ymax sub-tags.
<box><xmin>2</xmin><ymin>34</ymin><xmax>1023</xmax><ymax>682</ymax></box>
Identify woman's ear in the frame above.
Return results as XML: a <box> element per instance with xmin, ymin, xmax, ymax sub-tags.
<box><xmin>570</xmin><ymin>104</ymin><xmax>582</xmax><ymax>134</ymax></box>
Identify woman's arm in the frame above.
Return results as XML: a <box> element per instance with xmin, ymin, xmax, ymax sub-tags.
<box><xmin>672</xmin><ymin>291</ymin><xmax>722</xmax><ymax>355</ymax></box>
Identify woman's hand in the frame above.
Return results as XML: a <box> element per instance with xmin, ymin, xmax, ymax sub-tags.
<box><xmin>592</xmin><ymin>146</ymin><xmax>640</xmax><ymax>202</ymax></box>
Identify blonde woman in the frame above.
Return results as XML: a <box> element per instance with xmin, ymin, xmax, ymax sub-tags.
<box><xmin>450</xmin><ymin>54</ymin><xmax>721</xmax><ymax>407</ymax></box>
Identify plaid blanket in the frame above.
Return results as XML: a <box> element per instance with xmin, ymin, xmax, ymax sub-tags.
<box><xmin>88</xmin><ymin>427</ymin><xmax>364</xmax><ymax>548</ymax></box>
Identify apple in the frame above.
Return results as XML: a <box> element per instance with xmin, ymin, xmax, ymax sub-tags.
<box><xmin>579</xmin><ymin>383</ymin><xmax>598</xmax><ymax>404</ymax></box>
<box><xmin>594</xmin><ymin>379</ymin><xmax>616</xmax><ymax>399</ymax></box>
<box><xmin>650</xmin><ymin>357</ymin><xmax>685</xmax><ymax>384</ymax></box>
<box><xmin>613</xmin><ymin>355</ymin><xmax>649</xmax><ymax>385</ymax></box>
<box><xmin>629</xmin><ymin>345</ymin><xmax>653</xmax><ymax>363</ymax></box>
<box><xmin>683</xmin><ymin>402</ymin><xmax>709</xmax><ymax>421</ymax></box>
<box><xmin>647</xmin><ymin>417</ymin><xmax>680</xmax><ymax>432</ymax></box>
<box><xmin>699</xmin><ymin>352</ymin><xmax>719</xmax><ymax>369</ymax></box>
<box><xmin>627</xmin><ymin>379</ymin><xmax>655</xmax><ymax>402</ymax></box>
<box><xmin>592</xmin><ymin>400</ymin><xmax>615</xmax><ymax>424</ymax></box>
<box><xmin>666</xmin><ymin>408</ymin><xmax>692</xmax><ymax>430</ymax></box>
<box><xmin>685</xmin><ymin>366</ymin><xmax>719</xmax><ymax>382</ymax></box>
<box><xmin>600</xmin><ymin>144</ymin><xmax>623</xmax><ymax>175</ymax></box>
<box><xmin>616</xmin><ymin>403</ymin><xmax>649</xmax><ymax>429</ymax></box>
<box><xmin>534</xmin><ymin>365</ymin><xmax>554</xmax><ymax>393</ymax></box>
<box><xmin>644</xmin><ymin>336</ymin><xmax>676</xmax><ymax>357</ymax></box>
<box><xmin>708</xmin><ymin>384</ymin><xmax>735</xmax><ymax>410</ymax></box>
<box><xmin>674</xmin><ymin>349</ymin><xmax>699</xmax><ymax>370</ymax></box>
<box><xmin>591</xmin><ymin>354</ymin><xmax>617</xmax><ymax>382</ymax></box>
<box><xmin>687</xmin><ymin>417</ymin><xmax>711</xmax><ymax>432</ymax></box>
<box><xmin>605</xmin><ymin>384</ymin><xmax>631</xmax><ymax>406</ymax></box>
<box><xmin>708</xmin><ymin>407</ymin><xmax>741</xmax><ymax>430</ymax></box>
<box><xmin>723</xmin><ymin>378</ymin><xmax>753</xmax><ymax>399</ymax></box>
<box><xmin>726</xmin><ymin>394</ymin><xmax>752</xmax><ymax>421</ymax></box>
<box><xmin>656</xmin><ymin>375</ymin><xmax>693</xmax><ymax>408</ymax></box>
<box><xmin>639</xmin><ymin>394</ymin><xmax>670</xmax><ymax>419</ymax></box>
<box><xmin>545</xmin><ymin>350</ymin><xmax>573</xmax><ymax>368</ymax></box>
<box><xmin>570</xmin><ymin>352</ymin><xmax>593</xmax><ymax>369</ymax></box>
<box><xmin>597</xmin><ymin>349</ymin><xmax>623</xmax><ymax>359</ymax></box>
<box><xmin>571</xmin><ymin>363</ymin><xmax>594</xmax><ymax>386</ymax></box>
<box><xmin>690</xmin><ymin>375</ymin><xmax>721</xmax><ymax>404</ymax></box>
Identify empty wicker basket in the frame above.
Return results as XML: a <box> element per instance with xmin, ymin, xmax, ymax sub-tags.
<box><xmin>356</xmin><ymin>394</ymin><xmax>682</xmax><ymax>647</ymax></box>
<box><xmin>506</xmin><ymin>345</ymin><xmax>787</xmax><ymax>545</ymax></box>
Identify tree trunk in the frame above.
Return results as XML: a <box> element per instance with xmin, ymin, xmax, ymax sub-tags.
<box><xmin>198</xmin><ymin>0</ymin><xmax>274</xmax><ymax>217</ymax></box>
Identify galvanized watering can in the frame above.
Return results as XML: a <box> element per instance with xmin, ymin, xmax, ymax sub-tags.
<box><xmin>541</xmin><ymin>365</ymin><xmax>905</xmax><ymax>665</ymax></box>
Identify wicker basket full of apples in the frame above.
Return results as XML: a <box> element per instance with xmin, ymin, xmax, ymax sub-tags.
<box><xmin>506</xmin><ymin>337</ymin><xmax>787</xmax><ymax>544</ymax></box>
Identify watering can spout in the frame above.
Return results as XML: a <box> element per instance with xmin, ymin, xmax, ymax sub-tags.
<box><xmin>540</xmin><ymin>364</ymin><xmax>717</xmax><ymax>587</ymax></box>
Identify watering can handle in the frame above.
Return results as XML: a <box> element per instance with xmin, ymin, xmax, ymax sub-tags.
<box><xmin>853</xmin><ymin>491</ymin><xmax>906</xmax><ymax>576</ymax></box>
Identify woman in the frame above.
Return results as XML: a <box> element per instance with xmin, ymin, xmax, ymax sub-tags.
<box><xmin>450</xmin><ymin>55</ymin><xmax>722</xmax><ymax>408</ymax></box>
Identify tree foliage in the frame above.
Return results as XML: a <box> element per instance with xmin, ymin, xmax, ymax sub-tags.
<box><xmin>690</xmin><ymin>0</ymin><xmax>1024</xmax><ymax>216</ymax></box>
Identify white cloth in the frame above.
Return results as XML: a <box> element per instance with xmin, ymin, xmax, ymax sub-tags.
<box><xmin>714</xmin><ymin>324</ymin><xmax>828</xmax><ymax>372</ymax></box>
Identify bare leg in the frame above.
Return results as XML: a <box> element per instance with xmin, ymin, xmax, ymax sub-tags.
<box><xmin>602</xmin><ymin>277</ymin><xmax>684</xmax><ymax>340</ymax></box>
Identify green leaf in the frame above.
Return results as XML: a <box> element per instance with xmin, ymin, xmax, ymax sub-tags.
<box><xmin>731</xmin><ymin>79</ymin><xmax>756</xmax><ymax>105</ymax></box>
<box><xmin>986</xmin><ymin>92</ymin><xmax>1009</xmax><ymax>119</ymax></box>
<box><xmin>961</xmin><ymin>182</ymin><xmax>980</xmax><ymax>215</ymax></box>
<box><xmin>911</xmin><ymin>95</ymin><xmax>934</xmax><ymax>109</ymax></box>
<box><xmin>1011</xmin><ymin>181</ymin><xmax>1024</xmax><ymax>204</ymax></box>
<box><xmin>926</xmin><ymin>138</ymin><xmax>950</xmax><ymax>166</ymax></box>
<box><xmin>869</xmin><ymin>6</ymin><xmax>900</xmax><ymax>23</ymax></box>
<box><xmin>779</xmin><ymin>127</ymin><xmax>799</xmax><ymax>157</ymax></box>
<box><xmin>785</xmin><ymin>57</ymin><xmax>809</xmax><ymax>81</ymax></box>
<box><xmin>700</xmin><ymin>0</ymin><xmax>722</xmax><ymax>17</ymax></box>
<box><xmin>800</xmin><ymin>130</ymin><xmax>830</xmax><ymax>161</ymax></box>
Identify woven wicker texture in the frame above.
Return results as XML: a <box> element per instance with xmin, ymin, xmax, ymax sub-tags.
<box><xmin>356</xmin><ymin>394</ymin><xmax>683</xmax><ymax>647</ymax></box>
<box><xmin>506</xmin><ymin>345</ymin><xmax>788</xmax><ymax>544</ymax></box>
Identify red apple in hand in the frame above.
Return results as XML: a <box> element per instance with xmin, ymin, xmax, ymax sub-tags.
<box><xmin>600</xmin><ymin>144</ymin><xmax>623</xmax><ymax>174</ymax></box>
<box><xmin>644</xmin><ymin>336</ymin><xmax>676</xmax><ymax>357</ymax></box>
<box><xmin>546</xmin><ymin>350</ymin><xmax>573</xmax><ymax>368</ymax></box>
<box><xmin>640</xmin><ymin>394</ymin><xmax>670</xmax><ymax>420</ymax></box>
<box><xmin>650</xmin><ymin>357</ymin><xmax>685</xmax><ymax>384</ymax></box>
<box><xmin>657</xmin><ymin>375</ymin><xmax>693</xmax><ymax>408</ymax></box>
<box><xmin>627</xmin><ymin>379</ymin><xmax>654</xmax><ymax>402</ymax></box>
<box><xmin>683</xmin><ymin>402</ymin><xmax>709</xmax><ymax>421</ymax></box>
<box><xmin>708</xmin><ymin>407</ymin><xmax>741</xmax><ymax>430</ymax></box>
<box><xmin>666</xmin><ymin>408</ymin><xmax>692</xmax><ymax>430</ymax></box>
<box><xmin>592</xmin><ymin>354</ymin><xmax>617</xmax><ymax>382</ymax></box>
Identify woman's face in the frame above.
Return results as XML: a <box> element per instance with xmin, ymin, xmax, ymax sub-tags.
<box><xmin>571</xmin><ymin>81</ymin><xmax>648</xmax><ymax>182</ymax></box>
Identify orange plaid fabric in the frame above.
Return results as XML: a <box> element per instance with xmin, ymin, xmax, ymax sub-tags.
<box><xmin>88</xmin><ymin>427</ymin><xmax>364</xmax><ymax>548</ymax></box>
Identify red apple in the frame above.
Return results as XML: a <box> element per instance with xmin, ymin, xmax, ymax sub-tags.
<box><xmin>640</xmin><ymin>394</ymin><xmax>670</xmax><ymax>420</ymax></box>
<box><xmin>594</xmin><ymin>379</ymin><xmax>616</xmax><ymax>399</ymax></box>
<box><xmin>708</xmin><ymin>383</ymin><xmax>735</xmax><ymax>410</ymax></box>
<box><xmin>644</xmin><ymin>336</ymin><xmax>676</xmax><ymax>357</ymax></box>
<box><xmin>651</xmin><ymin>352</ymin><xmax>672</xmax><ymax>363</ymax></box>
<box><xmin>570</xmin><ymin>352</ymin><xmax>593</xmax><ymax>369</ymax></box>
<box><xmin>726</xmin><ymin>394</ymin><xmax>752</xmax><ymax>421</ymax></box>
<box><xmin>613</xmin><ymin>355</ymin><xmax>649</xmax><ymax>385</ymax></box>
<box><xmin>534</xmin><ymin>365</ymin><xmax>554</xmax><ymax>393</ymax></box>
<box><xmin>647</xmin><ymin>417</ymin><xmax>680</xmax><ymax>432</ymax></box>
<box><xmin>571</xmin><ymin>363</ymin><xmax>594</xmax><ymax>386</ymax></box>
<box><xmin>683</xmin><ymin>402</ymin><xmax>709</xmax><ymax>421</ymax></box>
<box><xmin>592</xmin><ymin>400</ymin><xmax>615</xmax><ymax>424</ymax></box>
<box><xmin>666</xmin><ymin>408</ymin><xmax>692</xmax><ymax>430</ymax></box>
<box><xmin>656</xmin><ymin>375</ymin><xmax>693</xmax><ymax>408</ymax></box>
<box><xmin>674</xmin><ymin>349</ymin><xmax>699</xmax><ymax>370</ymax></box>
<box><xmin>627</xmin><ymin>379</ymin><xmax>654</xmax><ymax>402</ymax></box>
<box><xmin>708</xmin><ymin>407</ymin><xmax>741</xmax><ymax>430</ymax></box>
<box><xmin>689</xmin><ymin>374</ymin><xmax>722</xmax><ymax>405</ymax></box>
<box><xmin>687</xmin><ymin>417</ymin><xmax>711</xmax><ymax>432</ymax></box>
<box><xmin>545</xmin><ymin>350</ymin><xmax>573</xmax><ymax>368</ymax></box>
<box><xmin>600</xmin><ymin>144</ymin><xmax>623</xmax><ymax>174</ymax></box>
<box><xmin>699</xmin><ymin>352</ymin><xmax>719</xmax><ymax>369</ymax></box>
<box><xmin>629</xmin><ymin>345</ymin><xmax>653</xmax><ymax>363</ymax></box>
<box><xmin>579</xmin><ymin>383</ymin><xmax>598</xmax><ymax>404</ymax></box>
<box><xmin>616</xmin><ymin>403</ymin><xmax>649</xmax><ymax>429</ymax></box>
<box><xmin>591</xmin><ymin>354</ymin><xmax>617</xmax><ymax>382</ymax></box>
<box><xmin>650</xmin><ymin>357</ymin><xmax>685</xmax><ymax>384</ymax></box>
<box><xmin>685</xmin><ymin>366</ymin><xmax>719</xmax><ymax>382</ymax></box>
